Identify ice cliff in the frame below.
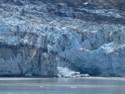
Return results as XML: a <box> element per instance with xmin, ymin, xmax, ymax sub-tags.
<box><xmin>0</xmin><ymin>0</ymin><xmax>125</xmax><ymax>77</ymax></box>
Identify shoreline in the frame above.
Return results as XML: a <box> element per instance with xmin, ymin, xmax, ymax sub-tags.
<box><xmin>0</xmin><ymin>77</ymin><xmax>125</xmax><ymax>81</ymax></box>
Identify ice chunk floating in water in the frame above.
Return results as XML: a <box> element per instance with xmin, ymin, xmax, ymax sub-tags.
<box><xmin>58</xmin><ymin>67</ymin><xmax>89</xmax><ymax>78</ymax></box>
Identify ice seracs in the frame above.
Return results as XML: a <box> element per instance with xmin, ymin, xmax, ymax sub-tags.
<box><xmin>0</xmin><ymin>0</ymin><xmax>125</xmax><ymax>77</ymax></box>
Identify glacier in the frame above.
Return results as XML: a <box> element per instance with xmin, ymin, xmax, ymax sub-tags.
<box><xmin>0</xmin><ymin>0</ymin><xmax>125</xmax><ymax>77</ymax></box>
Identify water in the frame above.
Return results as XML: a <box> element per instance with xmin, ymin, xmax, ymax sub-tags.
<box><xmin>0</xmin><ymin>78</ymin><xmax>125</xmax><ymax>94</ymax></box>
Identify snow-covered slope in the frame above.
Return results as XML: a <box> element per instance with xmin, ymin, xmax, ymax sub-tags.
<box><xmin>0</xmin><ymin>0</ymin><xmax>125</xmax><ymax>77</ymax></box>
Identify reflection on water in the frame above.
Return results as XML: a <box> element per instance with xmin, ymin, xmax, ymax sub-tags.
<box><xmin>0</xmin><ymin>78</ymin><xmax>125</xmax><ymax>94</ymax></box>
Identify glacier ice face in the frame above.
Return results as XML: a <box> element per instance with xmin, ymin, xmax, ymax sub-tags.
<box><xmin>0</xmin><ymin>0</ymin><xmax>125</xmax><ymax>77</ymax></box>
<box><xmin>0</xmin><ymin>44</ymin><xmax>57</xmax><ymax>77</ymax></box>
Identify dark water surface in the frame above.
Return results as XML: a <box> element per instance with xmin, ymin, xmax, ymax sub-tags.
<box><xmin>0</xmin><ymin>78</ymin><xmax>125</xmax><ymax>94</ymax></box>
